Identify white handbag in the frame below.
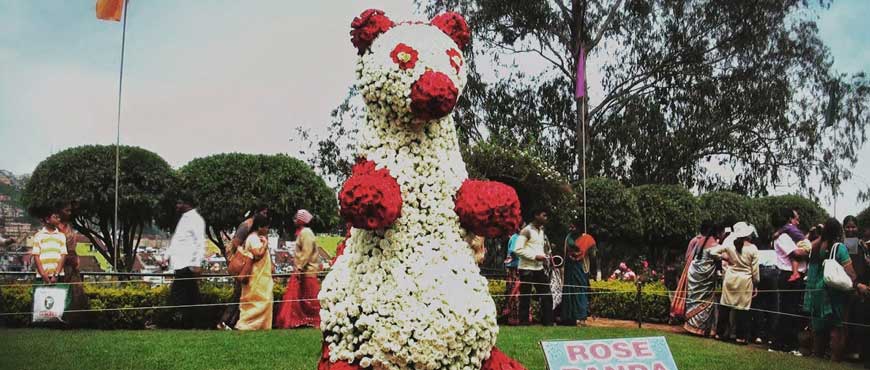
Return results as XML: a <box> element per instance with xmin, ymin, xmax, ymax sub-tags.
<box><xmin>823</xmin><ymin>243</ymin><xmax>853</xmax><ymax>291</ymax></box>
<box><xmin>32</xmin><ymin>286</ymin><xmax>68</xmax><ymax>323</ymax></box>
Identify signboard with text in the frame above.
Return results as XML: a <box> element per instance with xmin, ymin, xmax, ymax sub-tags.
<box><xmin>541</xmin><ymin>337</ymin><xmax>677</xmax><ymax>370</ymax></box>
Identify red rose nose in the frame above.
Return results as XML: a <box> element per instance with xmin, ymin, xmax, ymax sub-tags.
<box><xmin>410</xmin><ymin>70</ymin><xmax>458</xmax><ymax>120</ymax></box>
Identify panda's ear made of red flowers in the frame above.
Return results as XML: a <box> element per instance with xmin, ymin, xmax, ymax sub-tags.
<box><xmin>351</xmin><ymin>9</ymin><xmax>395</xmax><ymax>55</ymax></box>
<box><xmin>430</xmin><ymin>12</ymin><xmax>470</xmax><ymax>50</ymax></box>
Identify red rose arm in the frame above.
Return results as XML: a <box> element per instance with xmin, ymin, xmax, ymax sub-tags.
<box><xmin>339</xmin><ymin>159</ymin><xmax>403</xmax><ymax>230</ymax></box>
<box><xmin>454</xmin><ymin>180</ymin><xmax>522</xmax><ymax>239</ymax></box>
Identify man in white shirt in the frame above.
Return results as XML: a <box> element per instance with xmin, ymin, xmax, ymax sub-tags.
<box><xmin>164</xmin><ymin>194</ymin><xmax>206</xmax><ymax>329</ymax></box>
<box><xmin>770</xmin><ymin>208</ymin><xmax>809</xmax><ymax>355</ymax></box>
<box><xmin>513</xmin><ymin>208</ymin><xmax>553</xmax><ymax>326</ymax></box>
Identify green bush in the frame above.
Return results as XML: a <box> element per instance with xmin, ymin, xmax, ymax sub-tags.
<box><xmin>629</xmin><ymin>185</ymin><xmax>700</xmax><ymax>267</ymax></box>
<box><xmin>0</xmin><ymin>283</ymin><xmax>287</xmax><ymax>329</ymax></box>
<box><xmin>588</xmin><ymin>280</ymin><xmax>669</xmax><ymax>323</ymax></box>
<box><xmin>753</xmin><ymin>195</ymin><xmax>829</xmax><ymax>244</ymax></box>
<box><xmin>492</xmin><ymin>279</ymin><xmax>669</xmax><ymax>324</ymax></box>
<box><xmin>574</xmin><ymin>177</ymin><xmax>641</xmax><ymax>242</ymax></box>
<box><xmin>3</xmin><ymin>279</ymin><xmax>669</xmax><ymax>329</ymax></box>
<box><xmin>697</xmin><ymin>191</ymin><xmax>763</xmax><ymax>230</ymax></box>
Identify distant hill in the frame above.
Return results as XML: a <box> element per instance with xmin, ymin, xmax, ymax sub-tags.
<box><xmin>0</xmin><ymin>169</ymin><xmax>35</xmax><ymax>224</ymax></box>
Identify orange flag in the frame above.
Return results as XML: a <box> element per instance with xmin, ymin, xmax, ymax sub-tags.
<box><xmin>96</xmin><ymin>0</ymin><xmax>124</xmax><ymax>21</ymax></box>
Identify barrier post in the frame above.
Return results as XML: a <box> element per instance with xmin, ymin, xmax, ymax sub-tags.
<box><xmin>636</xmin><ymin>280</ymin><xmax>643</xmax><ymax>328</ymax></box>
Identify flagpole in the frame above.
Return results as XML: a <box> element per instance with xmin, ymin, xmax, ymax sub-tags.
<box><xmin>113</xmin><ymin>0</ymin><xmax>130</xmax><ymax>271</ymax></box>
<box><xmin>582</xmin><ymin>93</ymin><xmax>587</xmax><ymax>235</ymax></box>
<box><xmin>577</xmin><ymin>45</ymin><xmax>588</xmax><ymax>235</ymax></box>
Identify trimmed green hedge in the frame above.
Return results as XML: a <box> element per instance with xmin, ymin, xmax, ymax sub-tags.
<box><xmin>2</xmin><ymin>280</ymin><xmax>668</xmax><ymax>329</ymax></box>
<box><xmin>490</xmin><ymin>279</ymin><xmax>669</xmax><ymax>324</ymax></box>
<box><xmin>0</xmin><ymin>283</ymin><xmax>286</xmax><ymax>329</ymax></box>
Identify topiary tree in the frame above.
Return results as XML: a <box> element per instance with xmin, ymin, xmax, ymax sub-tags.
<box><xmin>753</xmin><ymin>194</ymin><xmax>829</xmax><ymax>246</ymax></box>
<box><xmin>574</xmin><ymin>177</ymin><xmax>641</xmax><ymax>278</ymax></box>
<box><xmin>178</xmin><ymin>153</ymin><xmax>338</xmax><ymax>256</ymax></box>
<box><xmin>629</xmin><ymin>184</ymin><xmax>700</xmax><ymax>267</ymax></box>
<box><xmin>22</xmin><ymin>145</ymin><xmax>177</xmax><ymax>271</ymax></box>
<box><xmin>697</xmin><ymin>191</ymin><xmax>765</xmax><ymax>230</ymax></box>
<box><xmin>574</xmin><ymin>177</ymin><xmax>641</xmax><ymax>242</ymax></box>
<box><xmin>464</xmin><ymin>141</ymin><xmax>576</xmax><ymax>269</ymax></box>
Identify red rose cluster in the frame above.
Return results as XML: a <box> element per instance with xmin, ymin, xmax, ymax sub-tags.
<box><xmin>431</xmin><ymin>12</ymin><xmax>471</xmax><ymax>50</ymax></box>
<box><xmin>454</xmin><ymin>180</ymin><xmax>522</xmax><ymax>238</ymax></box>
<box><xmin>351</xmin><ymin>9</ymin><xmax>394</xmax><ymax>55</ymax></box>
<box><xmin>390</xmin><ymin>43</ymin><xmax>419</xmax><ymax>70</ymax></box>
<box><xmin>339</xmin><ymin>159</ymin><xmax>403</xmax><ymax>230</ymax></box>
<box><xmin>481</xmin><ymin>347</ymin><xmax>528</xmax><ymax>370</ymax></box>
<box><xmin>410</xmin><ymin>70</ymin><xmax>459</xmax><ymax>120</ymax></box>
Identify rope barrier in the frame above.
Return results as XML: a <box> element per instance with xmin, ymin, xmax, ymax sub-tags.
<box><xmin>0</xmin><ymin>272</ymin><xmax>827</xmax><ymax>295</ymax></box>
<box><xmin>646</xmin><ymin>291</ymin><xmax>870</xmax><ymax>329</ymax></box>
<box><xmin>0</xmin><ymin>291</ymin><xmax>629</xmax><ymax>317</ymax></box>
<box><xmin>4</xmin><ymin>277</ymin><xmax>867</xmax><ymax>332</ymax></box>
<box><xmin>0</xmin><ymin>270</ymin><xmax>332</xmax><ymax>288</ymax></box>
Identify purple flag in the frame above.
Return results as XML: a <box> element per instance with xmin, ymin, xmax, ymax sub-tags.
<box><xmin>575</xmin><ymin>47</ymin><xmax>586</xmax><ymax>98</ymax></box>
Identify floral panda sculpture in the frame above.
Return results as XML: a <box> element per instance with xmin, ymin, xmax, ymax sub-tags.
<box><xmin>317</xmin><ymin>9</ymin><xmax>526</xmax><ymax>370</ymax></box>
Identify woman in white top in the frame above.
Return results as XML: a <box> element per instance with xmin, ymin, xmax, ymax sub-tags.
<box><xmin>710</xmin><ymin>222</ymin><xmax>759</xmax><ymax>344</ymax></box>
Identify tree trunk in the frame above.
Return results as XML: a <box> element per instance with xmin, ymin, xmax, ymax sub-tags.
<box><xmin>207</xmin><ymin>227</ymin><xmax>226</xmax><ymax>258</ymax></box>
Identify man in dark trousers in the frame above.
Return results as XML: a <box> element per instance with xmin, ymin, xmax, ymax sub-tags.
<box><xmin>514</xmin><ymin>208</ymin><xmax>553</xmax><ymax>326</ymax></box>
<box><xmin>164</xmin><ymin>194</ymin><xmax>206</xmax><ymax>329</ymax></box>
<box><xmin>770</xmin><ymin>208</ymin><xmax>809</xmax><ymax>355</ymax></box>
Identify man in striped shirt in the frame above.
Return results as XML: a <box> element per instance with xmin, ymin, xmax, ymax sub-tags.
<box><xmin>32</xmin><ymin>210</ymin><xmax>67</xmax><ymax>284</ymax></box>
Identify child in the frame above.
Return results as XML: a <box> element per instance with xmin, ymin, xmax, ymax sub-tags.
<box><xmin>775</xmin><ymin>223</ymin><xmax>819</xmax><ymax>282</ymax></box>
<box><xmin>32</xmin><ymin>210</ymin><xmax>66</xmax><ymax>285</ymax></box>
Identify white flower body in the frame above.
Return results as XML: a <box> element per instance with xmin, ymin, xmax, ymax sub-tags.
<box><xmin>320</xmin><ymin>23</ymin><xmax>497</xmax><ymax>370</ymax></box>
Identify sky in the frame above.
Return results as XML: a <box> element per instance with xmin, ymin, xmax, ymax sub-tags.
<box><xmin>0</xmin><ymin>0</ymin><xmax>868</xmax><ymax>217</ymax></box>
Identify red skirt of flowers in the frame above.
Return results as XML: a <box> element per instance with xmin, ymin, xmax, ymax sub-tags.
<box><xmin>317</xmin><ymin>343</ymin><xmax>526</xmax><ymax>370</ymax></box>
<box><xmin>274</xmin><ymin>274</ymin><xmax>321</xmax><ymax>329</ymax></box>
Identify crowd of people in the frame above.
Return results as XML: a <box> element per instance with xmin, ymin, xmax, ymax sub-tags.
<box><xmin>501</xmin><ymin>209</ymin><xmax>598</xmax><ymax>327</ymax></box>
<box><xmin>25</xmin><ymin>195</ymin><xmax>324</xmax><ymax>331</ymax></box>
<box><xmin>22</xmin><ymin>197</ymin><xmax>870</xmax><ymax>367</ymax></box>
<box><xmin>162</xmin><ymin>195</ymin><xmax>324</xmax><ymax>330</ymax></box>
<box><xmin>672</xmin><ymin>208</ymin><xmax>870</xmax><ymax>366</ymax></box>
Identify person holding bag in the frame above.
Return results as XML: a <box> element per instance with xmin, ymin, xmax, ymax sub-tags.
<box><xmin>234</xmin><ymin>213</ymin><xmax>274</xmax><ymax>331</ymax></box>
<box><xmin>30</xmin><ymin>206</ymin><xmax>70</xmax><ymax>324</ymax></box>
<box><xmin>218</xmin><ymin>206</ymin><xmax>269</xmax><ymax>330</ymax></box>
<box><xmin>804</xmin><ymin>218</ymin><xmax>857</xmax><ymax>362</ymax></box>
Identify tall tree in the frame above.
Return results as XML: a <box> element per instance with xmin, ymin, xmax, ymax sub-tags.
<box><xmin>300</xmin><ymin>1</ymin><xmax>868</xmax><ymax>202</ymax></box>
<box><xmin>22</xmin><ymin>145</ymin><xmax>177</xmax><ymax>271</ymax></box>
<box><xmin>401</xmin><ymin>0</ymin><xmax>868</xmax><ymax>200</ymax></box>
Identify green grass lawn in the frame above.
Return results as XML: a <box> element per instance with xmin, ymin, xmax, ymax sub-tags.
<box><xmin>75</xmin><ymin>243</ymin><xmax>111</xmax><ymax>271</ymax></box>
<box><xmin>0</xmin><ymin>326</ymin><xmax>858</xmax><ymax>370</ymax></box>
<box><xmin>317</xmin><ymin>235</ymin><xmax>344</xmax><ymax>256</ymax></box>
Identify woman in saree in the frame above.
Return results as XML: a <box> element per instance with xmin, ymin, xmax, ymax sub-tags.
<box><xmin>683</xmin><ymin>222</ymin><xmax>724</xmax><ymax>336</ymax></box>
<box><xmin>275</xmin><ymin>209</ymin><xmax>322</xmax><ymax>328</ymax></box>
<box><xmin>671</xmin><ymin>222</ymin><xmax>711</xmax><ymax>321</ymax></box>
<box><xmin>561</xmin><ymin>221</ymin><xmax>596</xmax><ymax>326</ymax></box>
<box><xmin>234</xmin><ymin>214</ymin><xmax>274</xmax><ymax>330</ymax></box>
<box><xmin>804</xmin><ymin>218</ymin><xmax>857</xmax><ymax>361</ymax></box>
